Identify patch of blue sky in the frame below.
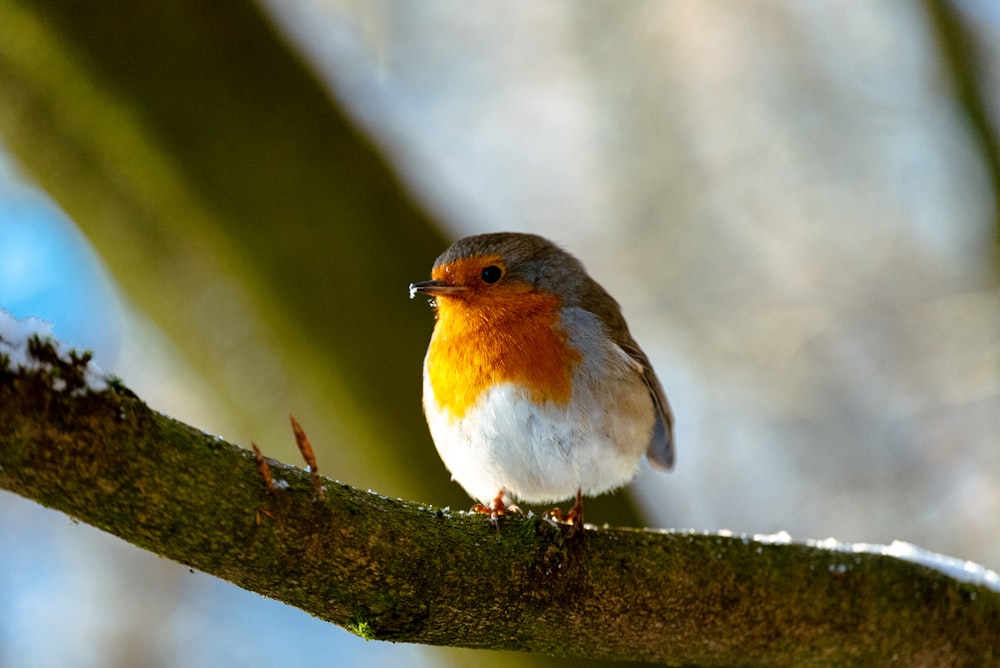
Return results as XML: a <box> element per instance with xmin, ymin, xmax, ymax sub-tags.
<box><xmin>0</xmin><ymin>150</ymin><xmax>123</xmax><ymax>365</ymax></box>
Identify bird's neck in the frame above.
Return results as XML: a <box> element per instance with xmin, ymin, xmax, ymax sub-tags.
<box><xmin>426</xmin><ymin>293</ymin><xmax>581</xmax><ymax>419</ymax></box>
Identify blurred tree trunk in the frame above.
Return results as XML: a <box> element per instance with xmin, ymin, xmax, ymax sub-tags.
<box><xmin>925</xmin><ymin>0</ymin><xmax>1000</xmax><ymax>248</ymax></box>
<box><xmin>0</xmin><ymin>0</ymin><xmax>445</xmax><ymax>490</ymax></box>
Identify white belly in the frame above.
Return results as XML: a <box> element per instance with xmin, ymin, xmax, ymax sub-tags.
<box><xmin>423</xmin><ymin>375</ymin><xmax>653</xmax><ymax>505</ymax></box>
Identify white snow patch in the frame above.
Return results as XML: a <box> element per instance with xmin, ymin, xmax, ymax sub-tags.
<box><xmin>0</xmin><ymin>311</ymin><xmax>52</xmax><ymax>370</ymax></box>
<box><xmin>804</xmin><ymin>534</ymin><xmax>1000</xmax><ymax>593</ymax></box>
<box><xmin>753</xmin><ymin>530</ymin><xmax>794</xmax><ymax>545</ymax></box>
<box><xmin>744</xmin><ymin>530</ymin><xmax>998</xmax><ymax>591</ymax></box>
<box><xmin>882</xmin><ymin>540</ymin><xmax>999</xmax><ymax>592</ymax></box>
<box><xmin>0</xmin><ymin>310</ymin><xmax>108</xmax><ymax>391</ymax></box>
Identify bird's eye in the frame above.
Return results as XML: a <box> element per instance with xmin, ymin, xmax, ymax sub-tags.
<box><xmin>481</xmin><ymin>265</ymin><xmax>503</xmax><ymax>284</ymax></box>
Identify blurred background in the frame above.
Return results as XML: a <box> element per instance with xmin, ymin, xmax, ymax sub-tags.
<box><xmin>1</xmin><ymin>1</ymin><xmax>998</xmax><ymax>666</ymax></box>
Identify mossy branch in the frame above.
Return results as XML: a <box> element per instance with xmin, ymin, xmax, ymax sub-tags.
<box><xmin>1</xmin><ymin>341</ymin><xmax>998</xmax><ymax>667</ymax></box>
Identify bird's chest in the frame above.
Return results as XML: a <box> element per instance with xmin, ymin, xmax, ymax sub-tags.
<box><xmin>424</xmin><ymin>297</ymin><xmax>582</xmax><ymax>420</ymax></box>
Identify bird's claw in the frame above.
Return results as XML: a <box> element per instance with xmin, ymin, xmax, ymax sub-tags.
<box><xmin>545</xmin><ymin>489</ymin><xmax>585</xmax><ymax>530</ymax></box>
<box><xmin>470</xmin><ymin>492</ymin><xmax>522</xmax><ymax>527</ymax></box>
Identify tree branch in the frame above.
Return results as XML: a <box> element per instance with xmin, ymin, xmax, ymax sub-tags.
<box><xmin>1</xmin><ymin>332</ymin><xmax>997</xmax><ymax>666</ymax></box>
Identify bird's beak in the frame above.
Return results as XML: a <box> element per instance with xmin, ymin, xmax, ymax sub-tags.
<box><xmin>409</xmin><ymin>280</ymin><xmax>466</xmax><ymax>299</ymax></box>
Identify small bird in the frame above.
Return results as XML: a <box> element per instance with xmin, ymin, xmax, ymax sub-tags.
<box><xmin>410</xmin><ymin>232</ymin><xmax>674</xmax><ymax>528</ymax></box>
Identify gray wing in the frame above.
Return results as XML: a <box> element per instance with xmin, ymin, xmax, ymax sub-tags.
<box><xmin>569</xmin><ymin>272</ymin><xmax>675</xmax><ymax>470</ymax></box>
<box><xmin>616</xmin><ymin>337</ymin><xmax>675</xmax><ymax>470</ymax></box>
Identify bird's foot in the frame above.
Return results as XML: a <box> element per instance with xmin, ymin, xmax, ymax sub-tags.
<box><xmin>471</xmin><ymin>491</ymin><xmax>522</xmax><ymax>528</ymax></box>
<box><xmin>546</xmin><ymin>489</ymin><xmax>585</xmax><ymax>530</ymax></box>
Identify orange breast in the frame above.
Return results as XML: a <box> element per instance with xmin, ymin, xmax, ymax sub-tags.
<box><xmin>426</xmin><ymin>290</ymin><xmax>582</xmax><ymax>419</ymax></box>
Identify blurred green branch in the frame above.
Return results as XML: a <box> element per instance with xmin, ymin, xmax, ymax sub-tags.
<box><xmin>926</xmin><ymin>0</ymin><xmax>1000</xmax><ymax>251</ymax></box>
<box><xmin>2</xmin><ymin>341</ymin><xmax>998</xmax><ymax>666</ymax></box>
<box><xmin>0</xmin><ymin>0</ymin><xmax>448</xmax><ymax>494</ymax></box>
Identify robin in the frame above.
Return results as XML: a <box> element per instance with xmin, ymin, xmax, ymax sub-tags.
<box><xmin>410</xmin><ymin>232</ymin><xmax>674</xmax><ymax>529</ymax></box>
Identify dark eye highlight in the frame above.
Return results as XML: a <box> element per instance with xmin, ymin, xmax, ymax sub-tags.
<box><xmin>481</xmin><ymin>265</ymin><xmax>503</xmax><ymax>284</ymax></box>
